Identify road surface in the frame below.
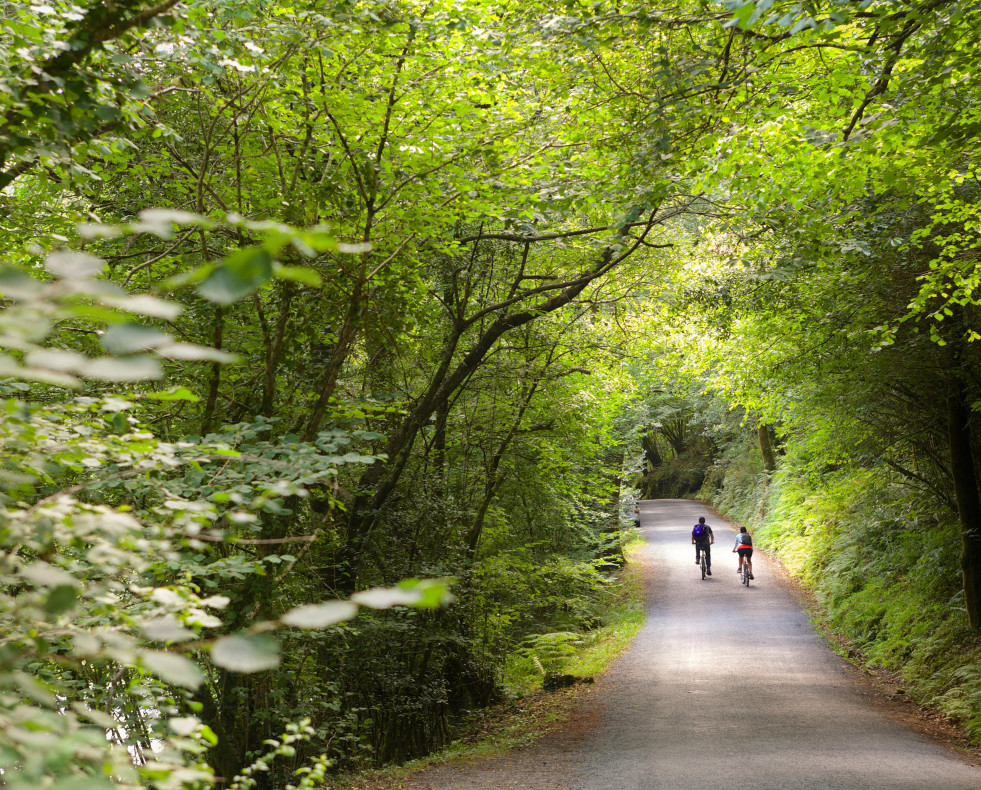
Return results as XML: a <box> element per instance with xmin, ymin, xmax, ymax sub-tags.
<box><xmin>388</xmin><ymin>499</ymin><xmax>981</xmax><ymax>790</ymax></box>
<box><xmin>569</xmin><ymin>499</ymin><xmax>980</xmax><ymax>789</ymax></box>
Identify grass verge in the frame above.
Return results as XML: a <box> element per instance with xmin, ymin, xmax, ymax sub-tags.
<box><xmin>564</xmin><ymin>539</ymin><xmax>646</xmax><ymax>678</ymax></box>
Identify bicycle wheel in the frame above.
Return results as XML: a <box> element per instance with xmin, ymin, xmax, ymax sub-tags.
<box><xmin>743</xmin><ymin>565</ymin><xmax>750</xmax><ymax>586</ymax></box>
<box><xmin>700</xmin><ymin>553</ymin><xmax>706</xmax><ymax>580</ymax></box>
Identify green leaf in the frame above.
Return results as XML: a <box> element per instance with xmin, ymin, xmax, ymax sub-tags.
<box><xmin>102</xmin><ymin>323</ymin><xmax>172</xmax><ymax>354</ymax></box>
<box><xmin>45</xmin><ymin>251</ymin><xmax>105</xmax><ymax>279</ymax></box>
<box><xmin>138</xmin><ymin>650</ymin><xmax>206</xmax><ymax>690</ymax></box>
<box><xmin>168</xmin><ymin>717</ymin><xmax>201</xmax><ymax>736</ymax></box>
<box><xmin>280</xmin><ymin>600</ymin><xmax>358</xmax><ymax>628</ymax></box>
<box><xmin>198</xmin><ymin>248</ymin><xmax>274</xmax><ymax>304</ymax></box>
<box><xmin>41</xmin><ymin>776</ymin><xmax>115</xmax><ymax>790</ymax></box>
<box><xmin>155</xmin><ymin>343</ymin><xmax>239</xmax><ymax>363</ymax></box>
<box><xmin>210</xmin><ymin>633</ymin><xmax>281</xmax><ymax>672</ymax></box>
<box><xmin>102</xmin><ymin>294</ymin><xmax>183</xmax><ymax>320</ymax></box>
<box><xmin>0</xmin><ymin>267</ymin><xmax>44</xmax><ymax>299</ymax></box>
<box><xmin>135</xmin><ymin>208</ymin><xmax>211</xmax><ymax>238</ymax></box>
<box><xmin>140</xmin><ymin>616</ymin><xmax>197</xmax><ymax>643</ymax></box>
<box><xmin>403</xmin><ymin>578</ymin><xmax>455</xmax><ymax>608</ymax></box>
<box><xmin>81</xmin><ymin>356</ymin><xmax>163</xmax><ymax>382</ymax></box>
<box><xmin>350</xmin><ymin>580</ymin><xmax>453</xmax><ymax>610</ymax></box>
<box><xmin>43</xmin><ymin>584</ymin><xmax>78</xmax><ymax>615</ymax></box>
<box><xmin>110</xmin><ymin>411</ymin><xmax>129</xmax><ymax>434</ymax></box>
<box><xmin>274</xmin><ymin>265</ymin><xmax>323</xmax><ymax>287</ymax></box>
<box><xmin>162</xmin><ymin>263</ymin><xmax>216</xmax><ymax>289</ymax></box>
<box><xmin>145</xmin><ymin>386</ymin><xmax>201</xmax><ymax>402</ymax></box>
<box><xmin>296</xmin><ymin>227</ymin><xmax>337</xmax><ymax>253</ymax></box>
<box><xmin>20</xmin><ymin>562</ymin><xmax>79</xmax><ymax>588</ymax></box>
<box><xmin>25</xmin><ymin>349</ymin><xmax>86</xmax><ymax>372</ymax></box>
<box><xmin>11</xmin><ymin>671</ymin><xmax>57</xmax><ymax>706</ymax></box>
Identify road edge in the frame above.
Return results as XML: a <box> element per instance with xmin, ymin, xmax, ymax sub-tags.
<box><xmin>712</xmin><ymin>503</ymin><xmax>981</xmax><ymax>769</ymax></box>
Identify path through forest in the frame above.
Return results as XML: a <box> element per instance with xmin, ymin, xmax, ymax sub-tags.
<box><xmin>380</xmin><ymin>500</ymin><xmax>981</xmax><ymax>789</ymax></box>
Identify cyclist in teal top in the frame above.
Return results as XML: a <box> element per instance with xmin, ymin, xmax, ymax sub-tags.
<box><xmin>733</xmin><ymin>526</ymin><xmax>754</xmax><ymax>580</ymax></box>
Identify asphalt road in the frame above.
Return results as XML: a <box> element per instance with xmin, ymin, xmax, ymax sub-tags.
<box><xmin>567</xmin><ymin>499</ymin><xmax>981</xmax><ymax>790</ymax></box>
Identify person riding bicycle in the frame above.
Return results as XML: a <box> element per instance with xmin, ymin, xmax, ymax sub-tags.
<box><xmin>732</xmin><ymin>526</ymin><xmax>754</xmax><ymax>580</ymax></box>
<box><xmin>691</xmin><ymin>517</ymin><xmax>714</xmax><ymax>575</ymax></box>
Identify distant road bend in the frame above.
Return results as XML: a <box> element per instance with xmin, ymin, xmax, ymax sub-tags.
<box><xmin>395</xmin><ymin>499</ymin><xmax>981</xmax><ymax>790</ymax></box>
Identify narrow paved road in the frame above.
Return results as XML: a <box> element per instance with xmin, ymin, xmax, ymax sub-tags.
<box><xmin>569</xmin><ymin>499</ymin><xmax>980</xmax><ymax>789</ymax></box>
<box><xmin>388</xmin><ymin>500</ymin><xmax>981</xmax><ymax>790</ymax></box>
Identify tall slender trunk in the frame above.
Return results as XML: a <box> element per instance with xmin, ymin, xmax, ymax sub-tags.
<box><xmin>947</xmin><ymin>369</ymin><xmax>981</xmax><ymax>629</ymax></box>
<box><xmin>303</xmin><ymin>282</ymin><xmax>364</xmax><ymax>441</ymax></box>
<box><xmin>200</xmin><ymin>305</ymin><xmax>224</xmax><ymax>435</ymax></box>
<box><xmin>432</xmin><ymin>399</ymin><xmax>448</xmax><ymax>498</ymax></box>
<box><xmin>758</xmin><ymin>422</ymin><xmax>777</xmax><ymax>473</ymax></box>
<box><xmin>464</xmin><ymin>379</ymin><xmax>540</xmax><ymax>556</ymax></box>
<box><xmin>261</xmin><ymin>282</ymin><xmax>295</xmax><ymax>416</ymax></box>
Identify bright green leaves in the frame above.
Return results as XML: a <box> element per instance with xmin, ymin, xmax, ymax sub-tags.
<box><xmin>274</xmin><ymin>265</ymin><xmax>323</xmax><ymax>288</ymax></box>
<box><xmin>122</xmin><ymin>214</ymin><xmax>342</xmax><ymax>304</ymax></box>
<box><xmin>42</xmin><ymin>585</ymin><xmax>79</xmax><ymax>616</ymax></box>
<box><xmin>352</xmin><ymin>578</ymin><xmax>455</xmax><ymax>609</ymax></box>
<box><xmin>45</xmin><ymin>251</ymin><xmax>106</xmax><ymax>279</ymax></box>
<box><xmin>145</xmin><ymin>386</ymin><xmax>200</xmax><ymax>402</ymax></box>
<box><xmin>718</xmin><ymin>0</ymin><xmax>855</xmax><ymax>32</ymax></box>
<box><xmin>0</xmin><ymin>0</ymin><xmax>186</xmax><ymax>190</ymax></box>
<box><xmin>0</xmin><ymin>213</ymin><xmax>348</xmax><ymax>392</ymax></box>
<box><xmin>721</xmin><ymin>0</ymin><xmax>763</xmax><ymax>30</ymax></box>
<box><xmin>0</xmin><ymin>251</ymin><xmax>190</xmax><ymax>386</ymax></box>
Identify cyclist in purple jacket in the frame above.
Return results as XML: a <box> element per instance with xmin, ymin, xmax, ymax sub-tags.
<box><xmin>691</xmin><ymin>517</ymin><xmax>714</xmax><ymax>575</ymax></box>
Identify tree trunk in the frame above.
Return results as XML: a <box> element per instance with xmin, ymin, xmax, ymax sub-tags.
<box><xmin>947</xmin><ymin>370</ymin><xmax>981</xmax><ymax>629</ymax></box>
<box><xmin>200</xmin><ymin>305</ymin><xmax>224</xmax><ymax>435</ymax></box>
<box><xmin>332</xmin><ymin>206</ymin><xmax>664</xmax><ymax>591</ymax></box>
<box><xmin>302</xmin><ymin>289</ymin><xmax>362</xmax><ymax>440</ymax></box>
<box><xmin>758</xmin><ymin>423</ymin><xmax>777</xmax><ymax>473</ymax></box>
<box><xmin>261</xmin><ymin>281</ymin><xmax>295</xmax><ymax>416</ymax></box>
<box><xmin>641</xmin><ymin>434</ymin><xmax>661</xmax><ymax>470</ymax></box>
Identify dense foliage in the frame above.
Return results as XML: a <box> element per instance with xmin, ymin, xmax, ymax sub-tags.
<box><xmin>1</xmin><ymin>0</ymin><xmax>980</xmax><ymax>786</ymax></box>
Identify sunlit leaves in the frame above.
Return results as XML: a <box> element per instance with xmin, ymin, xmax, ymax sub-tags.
<box><xmin>352</xmin><ymin>579</ymin><xmax>454</xmax><ymax>610</ymax></box>
<box><xmin>19</xmin><ymin>561</ymin><xmax>79</xmax><ymax>588</ymax></box>
<box><xmin>82</xmin><ymin>355</ymin><xmax>163</xmax><ymax>381</ymax></box>
<box><xmin>273</xmin><ymin>264</ymin><xmax>323</xmax><ymax>288</ymax></box>
<box><xmin>145</xmin><ymin>386</ymin><xmax>201</xmax><ymax>402</ymax></box>
<box><xmin>140</xmin><ymin>615</ymin><xmax>198</xmax><ymax>643</ymax></box>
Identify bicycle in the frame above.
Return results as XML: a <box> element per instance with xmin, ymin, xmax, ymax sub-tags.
<box><xmin>700</xmin><ymin>550</ymin><xmax>707</xmax><ymax>580</ymax></box>
<box><xmin>738</xmin><ymin>557</ymin><xmax>752</xmax><ymax>587</ymax></box>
